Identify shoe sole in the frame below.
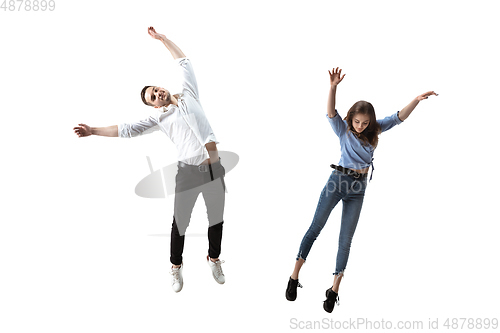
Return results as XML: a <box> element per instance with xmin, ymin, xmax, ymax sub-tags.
<box><xmin>213</xmin><ymin>276</ymin><xmax>225</xmax><ymax>284</ymax></box>
<box><xmin>173</xmin><ymin>283</ymin><xmax>183</xmax><ymax>293</ymax></box>
<box><xmin>286</xmin><ymin>288</ymin><xmax>297</xmax><ymax>301</ymax></box>
<box><xmin>323</xmin><ymin>288</ymin><xmax>336</xmax><ymax>313</ymax></box>
<box><xmin>323</xmin><ymin>301</ymin><xmax>333</xmax><ymax>313</ymax></box>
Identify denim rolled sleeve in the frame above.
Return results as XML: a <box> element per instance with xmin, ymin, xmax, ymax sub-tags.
<box><xmin>326</xmin><ymin>110</ymin><xmax>347</xmax><ymax>138</ymax></box>
<box><xmin>377</xmin><ymin>111</ymin><xmax>403</xmax><ymax>133</ymax></box>
<box><xmin>118</xmin><ymin>116</ymin><xmax>160</xmax><ymax>138</ymax></box>
<box><xmin>177</xmin><ymin>57</ymin><xmax>199</xmax><ymax>99</ymax></box>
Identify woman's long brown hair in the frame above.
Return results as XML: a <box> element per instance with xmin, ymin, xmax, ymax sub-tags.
<box><xmin>344</xmin><ymin>101</ymin><xmax>381</xmax><ymax>148</ymax></box>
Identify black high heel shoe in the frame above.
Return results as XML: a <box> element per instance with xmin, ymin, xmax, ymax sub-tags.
<box><xmin>285</xmin><ymin>276</ymin><xmax>302</xmax><ymax>301</ymax></box>
<box><xmin>323</xmin><ymin>288</ymin><xmax>340</xmax><ymax>313</ymax></box>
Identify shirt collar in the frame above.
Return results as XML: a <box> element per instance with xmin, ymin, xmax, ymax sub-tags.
<box><xmin>160</xmin><ymin>104</ymin><xmax>176</xmax><ymax>114</ymax></box>
<box><xmin>158</xmin><ymin>93</ymin><xmax>183</xmax><ymax>113</ymax></box>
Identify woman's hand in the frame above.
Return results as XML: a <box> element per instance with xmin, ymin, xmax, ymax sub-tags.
<box><xmin>416</xmin><ymin>91</ymin><xmax>438</xmax><ymax>101</ymax></box>
<box><xmin>329</xmin><ymin>67</ymin><xmax>346</xmax><ymax>87</ymax></box>
<box><xmin>148</xmin><ymin>26</ymin><xmax>166</xmax><ymax>42</ymax></box>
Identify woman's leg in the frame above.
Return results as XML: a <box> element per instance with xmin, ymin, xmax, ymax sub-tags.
<box><xmin>287</xmin><ymin>257</ymin><xmax>306</xmax><ymax>301</ymax></box>
<box><xmin>291</xmin><ymin>258</ymin><xmax>305</xmax><ymax>280</ymax></box>
<box><xmin>330</xmin><ymin>179</ymin><xmax>366</xmax><ymax>292</ymax></box>
<box><xmin>323</xmin><ymin>178</ymin><xmax>366</xmax><ymax>312</ymax></box>
<box><xmin>332</xmin><ymin>271</ymin><xmax>343</xmax><ymax>292</ymax></box>
<box><xmin>287</xmin><ymin>172</ymin><xmax>345</xmax><ymax>301</ymax></box>
<box><xmin>294</xmin><ymin>171</ymin><xmax>346</xmax><ymax>278</ymax></box>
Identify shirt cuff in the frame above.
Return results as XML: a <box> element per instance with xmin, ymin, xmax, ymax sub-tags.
<box><xmin>117</xmin><ymin>123</ymin><xmax>129</xmax><ymax>138</ymax></box>
<box><xmin>395</xmin><ymin>111</ymin><xmax>404</xmax><ymax>124</ymax></box>
<box><xmin>204</xmin><ymin>134</ymin><xmax>219</xmax><ymax>145</ymax></box>
<box><xmin>327</xmin><ymin>109</ymin><xmax>340</xmax><ymax>119</ymax></box>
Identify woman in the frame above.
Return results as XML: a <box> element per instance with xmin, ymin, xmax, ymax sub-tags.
<box><xmin>285</xmin><ymin>67</ymin><xmax>437</xmax><ymax>313</ymax></box>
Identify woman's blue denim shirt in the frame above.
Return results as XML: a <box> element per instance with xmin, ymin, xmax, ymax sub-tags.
<box><xmin>327</xmin><ymin>110</ymin><xmax>403</xmax><ymax>171</ymax></box>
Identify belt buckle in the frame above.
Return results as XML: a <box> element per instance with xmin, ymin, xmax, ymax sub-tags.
<box><xmin>348</xmin><ymin>170</ymin><xmax>360</xmax><ymax>179</ymax></box>
<box><xmin>346</xmin><ymin>169</ymin><xmax>360</xmax><ymax>179</ymax></box>
<box><xmin>198</xmin><ymin>165</ymin><xmax>209</xmax><ymax>173</ymax></box>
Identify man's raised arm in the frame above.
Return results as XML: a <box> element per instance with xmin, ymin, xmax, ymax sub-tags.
<box><xmin>148</xmin><ymin>26</ymin><xmax>186</xmax><ymax>59</ymax></box>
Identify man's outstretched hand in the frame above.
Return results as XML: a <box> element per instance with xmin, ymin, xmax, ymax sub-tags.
<box><xmin>148</xmin><ymin>26</ymin><xmax>166</xmax><ymax>42</ymax></box>
<box><xmin>73</xmin><ymin>124</ymin><xmax>92</xmax><ymax>137</ymax></box>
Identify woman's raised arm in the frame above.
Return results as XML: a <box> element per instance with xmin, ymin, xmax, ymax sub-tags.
<box><xmin>398</xmin><ymin>91</ymin><xmax>438</xmax><ymax>121</ymax></box>
<box><xmin>327</xmin><ymin>67</ymin><xmax>345</xmax><ymax>118</ymax></box>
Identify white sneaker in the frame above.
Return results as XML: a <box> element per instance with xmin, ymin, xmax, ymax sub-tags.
<box><xmin>170</xmin><ymin>264</ymin><xmax>183</xmax><ymax>292</ymax></box>
<box><xmin>207</xmin><ymin>256</ymin><xmax>225</xmax><ymax>284</ymax></box>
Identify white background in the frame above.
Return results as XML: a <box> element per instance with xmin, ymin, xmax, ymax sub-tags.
<box><xmin>1</xmin><ymin>0</ymin><xmax>499</xmax><ymax>332</ymax></box>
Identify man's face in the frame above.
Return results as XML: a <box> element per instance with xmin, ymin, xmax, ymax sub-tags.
<box><xmin>352</xmin><ymin>113</ymin><xmax>370</xmax><ymax>133</ymax></box>
<box><xmin>145</xmin><ymin>86</ymin><xmax>171</xmax><ymax>107</ymax></box>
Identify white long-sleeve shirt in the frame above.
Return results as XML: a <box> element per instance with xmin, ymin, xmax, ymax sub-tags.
<box><xmin>118</xmin><ymin>58</ymin><xmax>218</xmax><ymax>166</ymax></box>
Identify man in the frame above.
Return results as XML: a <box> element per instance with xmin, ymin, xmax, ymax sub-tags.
<box><xmin>73</xmin><ymin>26</ymin><xmax>226</xmax><ymax>293</ymax></box>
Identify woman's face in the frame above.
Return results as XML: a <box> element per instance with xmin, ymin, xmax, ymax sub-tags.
<box><xmin>352</xmin><ymin>113</ymin><xmax>370</xmax><ymax>133</ymax></box>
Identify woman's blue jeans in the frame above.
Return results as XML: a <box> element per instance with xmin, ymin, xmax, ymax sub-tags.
<box><xmin>296</xmin><ymin>170</ymin><xmax>368</xmax><ymax>275</ymax></box>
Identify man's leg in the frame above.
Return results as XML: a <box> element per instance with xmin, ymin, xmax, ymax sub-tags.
<box><xmin>170</xmin><ymin>217</ymin><xmax>188</xmax><ymax>266</ymax></box>
<box><xmin>202</xmin><ymin>162</ymin><xmax>226</xmax><ymax>260</ymax></box>
<box><xmin>202</xmin><ymin>175</ymin><xmax>225</xmax><ymax>285</ymax></box>
<box><xmin>207</xmin><ymin>222</ymin><xmax>223</xmax><ymax>260</ymax></box>
<box><xmin>170</xmin><ymin>168</ymin><xmax>202</xmax><ymax>266</ymax></box>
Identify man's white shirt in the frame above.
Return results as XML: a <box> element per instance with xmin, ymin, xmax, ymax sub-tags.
<box><xmin>118</xmin><ymin>58</ymin><xmax>218</xmax><ymax>166</ymax></box>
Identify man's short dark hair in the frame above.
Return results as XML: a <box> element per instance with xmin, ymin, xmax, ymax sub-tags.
<box><xmin>141</xmin><ymin>86</ymin><xmax>153</xmax><ymax>106</ymax></box>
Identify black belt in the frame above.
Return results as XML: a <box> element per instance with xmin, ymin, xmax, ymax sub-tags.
<box><xmin>330</xmin><ymin>164</ymin><xmax>368</xmax><ymax>179</ymax></box>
